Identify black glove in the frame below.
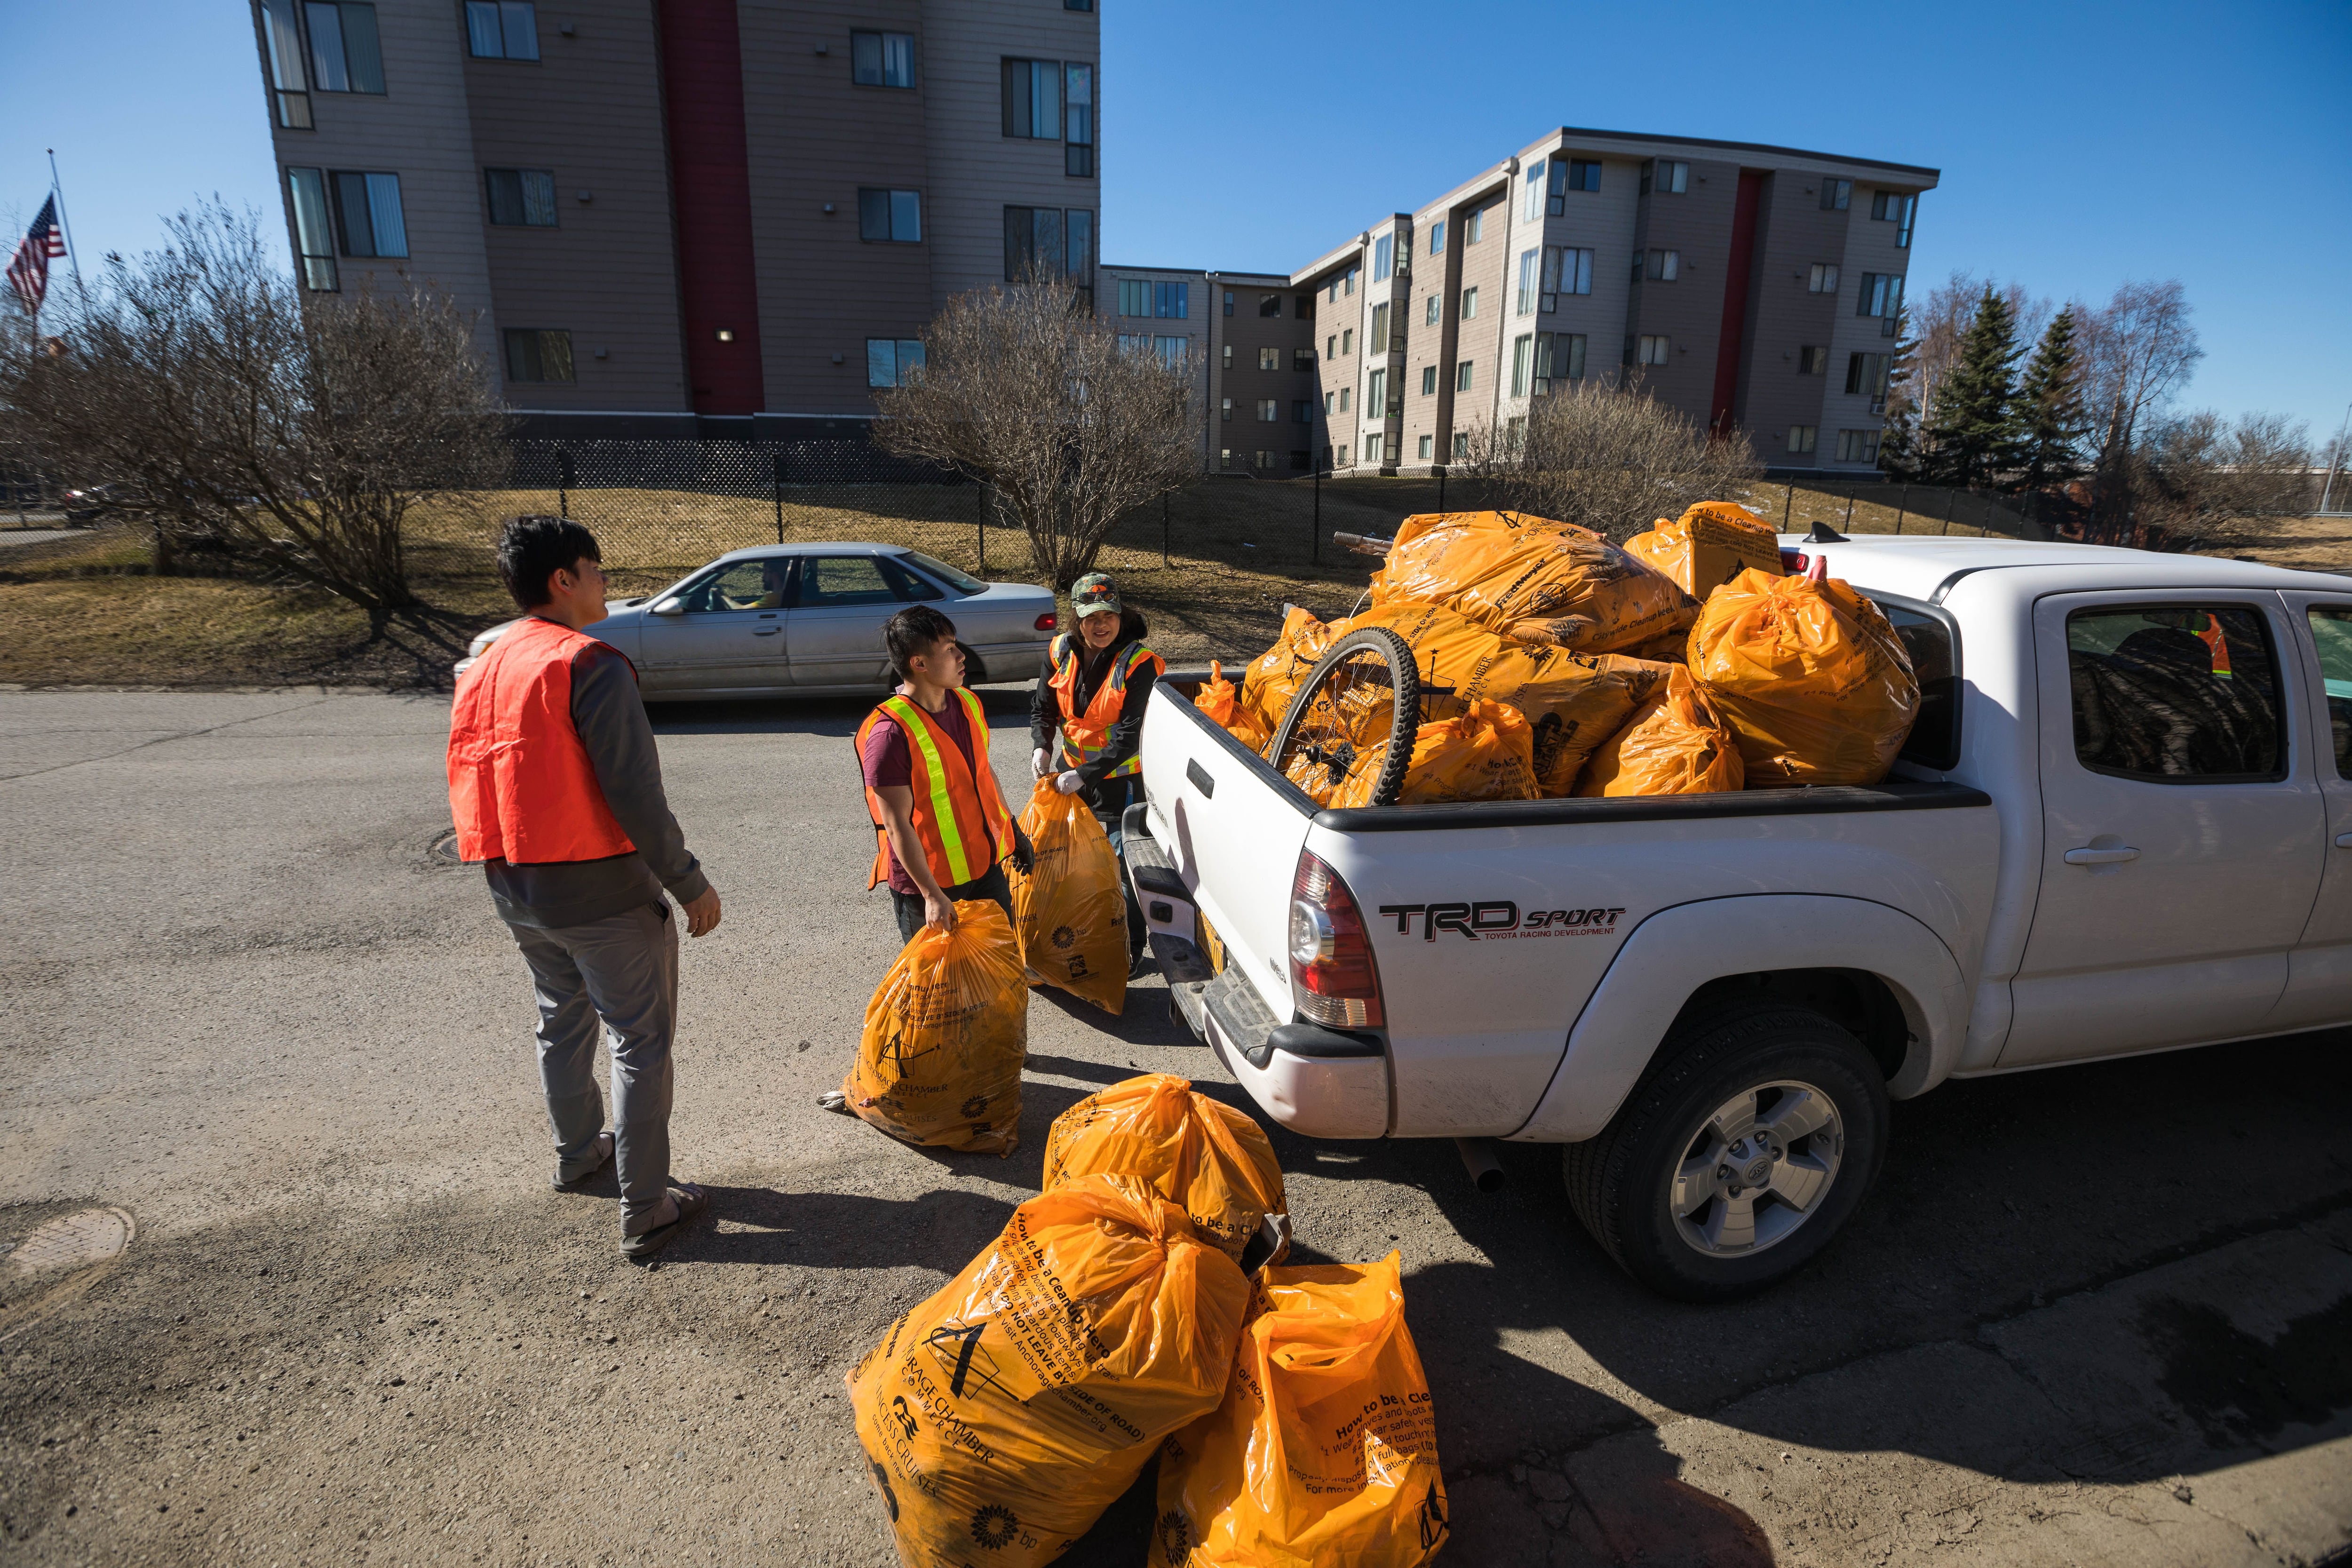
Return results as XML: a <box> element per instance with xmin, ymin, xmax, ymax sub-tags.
<box><xmin>1009</xmin><ymin>826</ymin><xmax>1036</xmax><ymax>876</ymax></box>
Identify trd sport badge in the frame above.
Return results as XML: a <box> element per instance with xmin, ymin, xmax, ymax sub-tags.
<box><xmin>1377</xmin><ymin>902</ymin><xmax>1627</xmax><ymax>941</ymax></box>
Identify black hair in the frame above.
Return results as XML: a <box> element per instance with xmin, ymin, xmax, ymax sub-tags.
<box><xmin>885</xmin><ymin>604</ymin><xmax>959</xmax><ymax>679</ymax></box>
<box><xmin>496</xmin><ymin>515</ymin><xmax>602</xmax><ymax>611</ymax></box>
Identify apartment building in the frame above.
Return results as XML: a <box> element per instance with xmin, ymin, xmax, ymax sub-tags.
<box><xmin>1297</xmin><ymin>129</ymin><xmax>1937</xmax><ymax>474</ymax></box>
<box><xmin>1098</xmin><ymin>264</ymin><xmax>1319</xmax><ymax>474</ymax></box>
<box><xmin>250</xmin><ymin>0</ymin><xmax>1100</xmax><ymax>437</ymax></box>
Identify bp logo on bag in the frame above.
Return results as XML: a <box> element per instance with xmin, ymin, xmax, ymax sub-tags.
<box><xmin>1050</xmin><ymin>924</ymin><xmax>1077</xmax><ymax>950</ymax></box>
<box><xmin>970</xmin><ymin>1503</ymin><xmax>1019</xmax><ymax>1550</ymax></box>
<box><xmin>1155</xmin><ymin>1509</ymin><xmax>1193</xmax><ymax>1560</ymax></box>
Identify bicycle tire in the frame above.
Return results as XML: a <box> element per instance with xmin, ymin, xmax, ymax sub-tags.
<box><xmin>1267</xmin><ymin>626</ymin><xmax>1421</xmax><ymax>808</ymax></box>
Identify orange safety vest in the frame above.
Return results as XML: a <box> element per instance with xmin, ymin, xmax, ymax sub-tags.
<box><xmin>1049</xmin><ymin>633</ymin><xmax>1165</xmax><ymax>779</ymax></box>
<box><xmin>446</xmin><ymin>617</ymin><xmax>637</xmax><ymax>865</ymax></box>
<box><xmin>855</xmin><ymin>687</ymin><xmax>1019</xmax><ymax>891</ymax></box>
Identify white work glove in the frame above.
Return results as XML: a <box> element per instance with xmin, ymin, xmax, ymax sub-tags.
<box><xmin>1054</xmin><ymin>770</ymin><xmax>1085</xmax><ymax>795</ymax></box>
<box><xmin>1032</xmin><ymin>748</ymin><xmax>1051</xmax><ymax>779</ymax></box>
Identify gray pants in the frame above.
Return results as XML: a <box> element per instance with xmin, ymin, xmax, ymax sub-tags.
<box><xmin>507</xmin><ymin>901</ymin><xmax>678</xmax><ymax>1233</ymax></box>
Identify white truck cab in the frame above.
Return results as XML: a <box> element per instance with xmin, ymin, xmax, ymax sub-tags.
<box><xmin>1122</xmin><ymin>536</ymin><xmax>2352</xmax><ymax>1298</ymax></box>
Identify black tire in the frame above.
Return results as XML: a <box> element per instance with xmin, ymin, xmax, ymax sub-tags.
<box><xmin>1563</xmin><ymin>1005</ymin><xmax>1888</xmax><ymax>1302</ymax></box>
<box><xmin>1266</xmin><ymin>626</ymin><xmax>1420</xmax><ymax>807</ymax></box>
<box><xmin>957</xmin><ymin>642</ymin><xmax>989</xmax><ymax>684</ymax></box>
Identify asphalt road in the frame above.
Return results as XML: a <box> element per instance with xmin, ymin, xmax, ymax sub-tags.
<box><xmin>2</xmin><ymin>687</ymin><xmax>2348</xmax><ymax>1568</ymax></box>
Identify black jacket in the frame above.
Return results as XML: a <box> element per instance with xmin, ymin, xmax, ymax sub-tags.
<box><xmin>1030</xmin><ymin>608</ymin><xmax>1157</xmax><ymax>801</ymax></box>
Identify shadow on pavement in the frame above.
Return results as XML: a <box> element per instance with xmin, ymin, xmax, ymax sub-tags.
<box><xmin>674</xmin><ymin>1183</ymin><xmax>1017</xmax><ymax>1273</ymax></box>
<box><xmin>645</xmin><ymin>685</ymin><xmax>1035</xmax><ymax>739</ymax></box>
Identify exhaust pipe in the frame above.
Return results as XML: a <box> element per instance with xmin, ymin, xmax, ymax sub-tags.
<box><xmin>1454</xmin><ymin>1138</ymin><xmax>1505</xmax><ymax>1194</ymax></box>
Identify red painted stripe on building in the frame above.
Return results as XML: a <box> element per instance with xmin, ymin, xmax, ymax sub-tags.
<box><xmin>1710</xmin><ymin>169</ymin><xmax>1766</xmax><ymax>434</ymax></box>
<box><xmin>658</xmin><ymin>0</ymin><xmax>763</xmax><ymax>415</ymax></box>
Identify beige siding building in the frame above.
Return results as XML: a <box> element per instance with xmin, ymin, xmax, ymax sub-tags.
<box><xmin>1097</xmin><ymin>265</ymin><xmax>1318</xmax><ymax>475</ymax></box>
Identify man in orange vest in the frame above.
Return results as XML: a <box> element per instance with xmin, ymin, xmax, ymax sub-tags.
<box><xmin>855</xmin><ymin>603</ymin><xmax>1033</xmax><ymax>941</ymax></box>
<box><xmin>1029</xmin><ymin>572</ymin><xmax>1164</xmax><ymax>972</ymax></box>
<box><xmin>447</xmin><ymin>516</ymin><xmax>722</xmax><ymax>1262</ymax></box>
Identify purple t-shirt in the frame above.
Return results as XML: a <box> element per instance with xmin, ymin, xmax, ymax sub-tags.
<box><xmin>861</xmin><ymin>697</ymin><xmax>979</xmax><ymax>895</ymax></box>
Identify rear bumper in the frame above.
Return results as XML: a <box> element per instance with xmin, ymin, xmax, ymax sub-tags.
<box><xmin>1119</xmin><ymin>805</ymin><xmax>1390</xmax><ymax>1139</ymax></box>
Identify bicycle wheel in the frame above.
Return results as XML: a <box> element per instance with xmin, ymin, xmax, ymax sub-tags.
<box><xmin>1266</xmin><ymin>626</ymin><xmax>1421</xmax><ymax>808</ymax></box>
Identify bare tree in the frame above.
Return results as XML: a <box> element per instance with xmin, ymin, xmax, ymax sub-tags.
<box><xmin>1455</xmin><ymin>374</ymin><xmax>1761</xmax><ymax>541</ymax></box>
<box><xmin>871</xmin><ymin>272</ymin><xmax>1195</xmax><ymax>589</ymax></box>
<box><xmin>2077</xmin><ymin>279</ymin><xmax>2203</xmax><ymax>538</ymax></box>
<box><xmin>0</xmin><ymin>203</ymin><xmax>506</xmax><ymax>618</ymax></box>
<box><xmin>2134</xmin><ymin>409</ymin><xmax>2314</xmax><ymax>549</ymax></box>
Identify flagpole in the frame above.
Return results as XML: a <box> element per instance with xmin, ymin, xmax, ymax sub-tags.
<box><xmin>46</xmin><ymin>149</ymin><xmax>81</xmax><ymax>289</ymax></box>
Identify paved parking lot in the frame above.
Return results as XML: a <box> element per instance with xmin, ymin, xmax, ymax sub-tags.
<box><xmin>2</xmin><ymin>688</ymin><xmax>2347</xmax><ymax>1566</ymax></box>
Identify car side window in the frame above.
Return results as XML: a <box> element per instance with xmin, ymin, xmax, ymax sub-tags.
<box><xmin>676</xmin><ymin>560</ymin><xmax>789</xmax><ymax>613</ymax></box>
<box><xmin>795</xmin><ymin>556</ymin><xmax>898</xmax><ymax>607</ymax></box>
<box><xmin>878</xmin><ymin>557</ymin><xmax>944</xmax><ymax>602</ymax></box>
<box><xmin>2066</xmin><ymin>605</ymin><xmax>2283</xmax><ymax>781</ymax></box>
<box><xmin>2305</xmin><ymin>607</ymin><xmax>2352</xmax><ymax>778</ymax></box>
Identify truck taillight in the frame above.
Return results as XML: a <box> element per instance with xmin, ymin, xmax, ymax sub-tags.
<box><xmin>1289</xmin><ymin>850</ymin><xmax>1384</xmax><ymax>1029</ymax></box>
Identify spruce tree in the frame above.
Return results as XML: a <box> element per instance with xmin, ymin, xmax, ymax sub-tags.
<box><xmin>1876</xmin><ymin>305</ymin><xmax>1921</xmax><ymax>479</ymax></box>
<box><xmin>2012</xmin><ymin>305</ymin><xmax>2085</xmax><ymax>492</ymax></box>
<box><xmin>1922</xmin><ymin>285</ymin><xmax>2023</xmax><ymax>488</ymax></box>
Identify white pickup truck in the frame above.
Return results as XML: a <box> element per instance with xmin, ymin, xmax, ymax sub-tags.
<box><xmin>1120</xmin><ymin>535</ymin><xmax>2352</xmax><ymax>1299</ymax></box>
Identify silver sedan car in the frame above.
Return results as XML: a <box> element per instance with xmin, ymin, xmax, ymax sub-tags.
<box><xmin>455</xmin><ymin>542</ymin><xmax>1059</xmax><ymax>699</ymax></box>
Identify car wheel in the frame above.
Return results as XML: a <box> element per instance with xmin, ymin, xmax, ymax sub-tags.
<box><xmin>958</xmin><ymin>642</ymin><xmax>989</xmax><ymax>684</ymax></box>
<box><xmin>1563</xmin><ymin>1005</ymin><xmax>1888</xmax><ymax>1302</ymax></box>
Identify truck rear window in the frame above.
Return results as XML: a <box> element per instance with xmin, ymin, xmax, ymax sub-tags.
<box><xmin>1875</xmin><ymin>601</ymin><xmax>1960</xmax><ymax>771</ymax></box>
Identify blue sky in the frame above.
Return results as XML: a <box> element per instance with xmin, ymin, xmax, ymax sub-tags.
<box><xmin>10</xmin><ymin>0</ymin><xmax>2348</xmax><ymax>443</ymax></box>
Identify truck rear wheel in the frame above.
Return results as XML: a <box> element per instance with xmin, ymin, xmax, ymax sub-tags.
<box><xmin>1562</xmin><ymin>1006</ymin><xmax>1888</xmax><ymax>1301</ymax></box>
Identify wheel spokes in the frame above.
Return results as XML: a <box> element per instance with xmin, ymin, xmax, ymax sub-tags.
<box><xmin>1702</xmin><ymin>1193</ymin><xmax>1757</xmax><ymax>1251</ymax></box>
<box><xmin>1708</xmin><ymin>1090</ymin><xmax>1761</xmax><ymax>1142</ymax></box>
<box><xmin>1769</xmin><ymin>1152</ymin><xmax>1833</xmax><ymax>1212</ymax></box>
<box><xmin>1762</xmin><ymin>1088</ymin><xmax>1834</xmax><ymax>1145</ymax></box>
<box><xmin>1671</xmin><ymin>1155</ymin><xmax>1718</xmax><ymax>1217</ymax></box>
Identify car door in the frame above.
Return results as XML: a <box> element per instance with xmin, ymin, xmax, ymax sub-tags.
<box><xmin>2000</xmin><ymin>590</ymin><xmax>2323</xmax><ymax>1067</ymax></box>
<box><xmin>787</xmin><ymin>554</ymin><xmax>903</xmax><ymax>688</ymax></box>
<box><xmin>2265</xmin><ymin>593</ymin><xmax>2352</xmax><ymax>1031</ymax></box>
<box><xmin>634</xmin><ymin>558</ymin><xmax>794</xmax><ymax>694</ymax></box>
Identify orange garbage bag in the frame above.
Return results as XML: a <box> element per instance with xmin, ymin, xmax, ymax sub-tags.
<box><xmin>1623</xmin><ymin>501</ymin><xmax>1785</xmax><ymax>599</ymax></box>
<box><xmin>1152</xmin><ymin>1252</ymin><xmax>1449</xmax><ymax>1568</ymax></box>
<box><xmin>850</xmin><ymin>1174</ymin><xmax>1251</xmax><ymax>1568</ymax></box>
<box><xmin>1194</xmin><ymin>659</ymin><xmax>1271</xmax><ymax>753</ymax></box>
<box><xmin>845</xmin><ymin>901</ymin><xmax>1028</xmax><ymax>1154</ymax></box>
<box><xmin>1242</xmin><ymin>606</ymin><xmax>1344</xmax><ymax>738</ymax></box>
<box><xmin>1009</xmin><ymin>779</ymin><xmax>1127</xmax><ymax>1015</ymax></box>
<box><xmin>1043</xmin><ymin>1074</ymin><xmax>1287</xmax><ymax>1262</ymax></box>
<box><xmin>1686</xmin><ymin>567</ymin><xmax>1920</xmax><ymax>787</ymax></box>
<box><xmin>1370</xmin><ymin>509</ymin><xmax>1693</xmax><ymax>654</ymax></box>
<box><xmin>1347</xmin><ymin>602</ymin><xmax>1644</xmax><ymax>796</ymax></box>
<box><xmin>1326</xmin><ymin>698</ymin><xmax>1537</xmax><ymax>807</ymax></box>
<box><xmin>1577</xmin><ymin>664</ymin><xmax>1745</xmax><ymax>796</ymax></box>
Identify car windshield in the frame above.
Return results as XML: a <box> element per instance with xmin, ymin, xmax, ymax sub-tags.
<box><xmin>900</xmin><ymin>550</ymin><xmax>987</xmax><ymax>596</ymax></box>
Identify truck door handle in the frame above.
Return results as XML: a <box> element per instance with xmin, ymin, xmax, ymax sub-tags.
<box><xmin>2336</xmin><ymin>833</ymin><xmax>2352</xmax><ymax>848</ymax></box>
<box><xmin>753</xmin><ymin>627</ymin><xmax>782</xmax><ymax>637</ymax></box>
<box><xmin>2063</xmin><ymin>845</ymin><xmax>2140</xmax><ymax>865</ymax></box>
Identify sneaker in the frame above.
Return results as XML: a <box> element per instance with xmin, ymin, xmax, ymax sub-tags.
<box><xmin>554</xmin><ymin>1130</ymin><xmax>615</xmax><ymax>1190</ymax></box>
<box><xmin>620</xmin><ymin>1182</ymin><xmax>709</xmax><ymax>1262</ymax></box>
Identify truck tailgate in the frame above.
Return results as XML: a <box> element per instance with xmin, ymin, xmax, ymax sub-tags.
<box><xmin>1136</xmin><ymin>684</ymin><xmax>1311</xmax><ymax>1025</ymax></box>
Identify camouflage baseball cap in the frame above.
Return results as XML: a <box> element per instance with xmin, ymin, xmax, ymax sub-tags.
<box><xmin>1070</xmin><ymin>573</ymin><xmax>1122</xmax><ymax>620</ymax></box>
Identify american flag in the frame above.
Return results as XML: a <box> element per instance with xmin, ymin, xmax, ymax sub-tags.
<box><xmin>7</xmin><ymin>196</ymin><xmax>66</xmax><ymax>317</ymax></box>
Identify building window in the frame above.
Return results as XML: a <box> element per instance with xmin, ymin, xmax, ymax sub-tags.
<box><xmin>285</xmin><ymin>168</ymin><xmax>337</xmax><ymax>289</ymax></box>
<box><xmin>1637</xmin><ymin>334</ymin><xmax>1670</xmax><ymax>366</ymax></box>
<box><xmin>1116</xmin><ymin>333</ymin><xmax>1148</xmax><ymax>356</ymax></box>
<box><xmin>1366</xmin><ymin>433</ymin><xmax>1385</xmax><ymax>463</ymax></box>
<box><xmin>1116</xmin><ymin>279</ymin><xmax>1148</xmax><ymax>317</ymax></box>
<box><xmin>1420</xmin><ymin>365</ymin><xmax>1436</xmax><ymax>396</ymax></box>
<box><xmin>1337</xmin><ymin>444</ymin><xmax>1349</xmax><ymax>467</ymax></box>
<box><xmin>1517</xmin><ymin>250</ymin><xmax>1539</xmax><ymax>316</ymax></box>
<box><xmin>1344</xmin><ymin>266</ymin><xmax>1357</xmax><ymax>295</ymax></box>
<box><xmin>866</xmin><ymin>338</ymin><xmax>926</xmax><ymax>387</ymax></box>
<box><xmin>1368</xmin><ymin>368</ymin><xmax>1386</xmax><ymax>415</ymax></box>
<box><xmin>1221</xmin><ymin>398</ymin><xmax>1232</xmax><ymax>422</ymax></box>
<box><xmin>505</xmin><ymin>328</ymin><xmax>573</xmax><ymax>382</ymax></box>
<box><xmin>1256</xmin><ymin>398</ymin><xmax>1278</xmax><ymax>422</ymax></box>
<box><xmin>1808</xmin><ymin>263</ymin><xmax>1840</xmax><ymax>294</ymax></box>
<box><xmin>485</xmin><ymin>167</ymin><xmax>558</xmax><ymax>227</ymax></box>
<box><xmin>1064</xmin><ymin>63</ymin><xmax>1093</xmax><ymax>175</ymax></box>
<box><xmin>259</xmin><ymin>0</ymin><xmax>313</xmax><ymax>128</ymax></box>
<box><xmin>1156</xmin><ymin>281</ymin><xmax>1187</xmax><ymax>318</ymax></box>
<box><xmin>1295</xmin><ymin>292</ymin><xmax>1314</xmax><ymax>319</ymax></box>
<box><xmin>1254</xmin><ymin>450</ymin><xmax>1274</xmax><ymax>471</ymax></box>
<box><xmin>1001</xmin><ymin>206</ymin><xmax>1094</xmax><ymax>301</ymax></box>
<box><xmin>1510</xmin><ymin>334</ymin><xmax>1534</xmax><ymax>397</ymax></box>
<box><xmin>1424</xmin><ymin>294</ymin><xmax>1440</xmax><ymax>326</ymax></box>
<box><xmin>1373</xmin><ymin>233</ymin><xmax>1393</xmax><ymax>283</ymax></box>
<box><xmin>1293</xmin><ymin>399</ymin><xmax>1313</xmax><ymax>423</ymax></box>
<box><xmin>306</xmin><ymin>3</ymin><xmax>386</xmax><ymax>93</ymax></box>
<box><xmin>1645</xmin><ymin>249</ymin><xmax>1680</xmax><ymax>282</ymax></box>
<box><xmin>858</xmin><ymin>188</ymin><xmax>922</xmax><ymax>243</ymax></box>
<box><xmin>1001</xmin><ymin>58</ymin><xmax>1066</xmax><ymax>140</ymax></box>
<box><xmin>850</xmin><ymin>31</ymin><xmax>914</xmax><ymax>87</ymax></box>
<box><xmin>464</xmin><ymin>0</ymin><xmax>538</xmax><ymax>59</ymax></box>
<box><xmin>1464</xmin><ymin>208</ymin><xmax>1483</xmax><ymax>244</ymax></box>
<box><xmin>1872</xmin><ymin>191</ymin><xmax>1917</xmax><ymax>247</ymax></box>
<box><xmin>1506</xmin><ymin>415</ymin><xmax>1526</xmax><ymax>450</ymax></box>
<box><xmin>1152</xmin><ymin>336</ymin><xmax>1185</xmax><ymax>368</ymax></box>
<box><xmin>1326</xmin><ymin>277</ymin><xmax>1338</xmax><ymax>304</ymax></box>
<box><xmin>1820</xmin><ymin>178</ymin><xmax>1852</xmax><ymax>211</ymax></box>
<box><xmin>1797</xmin><ymin>345</ymin><xmax>1828</xmax><ymax>375</ymax></box>
<box><xmin>1338</xmin><ymin>387</ymin><xmax>1350</xmax><ymax>412</ymax></box>
<box><xmin>1452</xmin><ymin>431</ymin><xmax>1469</xmax><ymax>458</ymax></box>
<box><xmin>1645</xmin><ymin>159</ymin><xmax>1688</xmax><ymax>195</ymax></box>
<box><xmin>1555</xmin><ymin>158</ymin><xmax>1601</xmax><ymax>205</ymax></box>
<box><xmin>1065</xmin><ymin>0</ymin><xmax>1092</xmax><ymax>9</ymax></box>
<box><xmin>1459</xmin><ymin>287</ymin><xmax>1478</xmax><ymax>319</ymax></box>
<box><xmin>1846</xmin><ymin>351</ymin><xmax>1891</xmax><ymax>405</ymax></box>
<box><xmin>1256</xmin><ymin>346</ymin><xmax>1279</xmax><ymax>372</ymax></box>
<box><xmin>1370</xmin><ymin>302</ymin><xmax>1390</xmax><ymax>354</ymax></box>
<box><xmin>331</xmin><ymin>170</ymin><xmax>407</xmax><ymax>257</ymax></box>
<box><xmin>1836</xmin><ymin>429</ymin><xmax>1880</xmax><ymax>463</ymax></box>
<box><xmin>1454</xmin><ymin>360</ymin><xmax>1472</xmax><ymax>392</ymax></box>
<box><xmin>1222</xmin><ymin>342</ymin><xmax>1234</xmax><ymax>371</ymax></box>
<box><xmin>1535</xmin><ymin>331</ymin><xmax>1584</xmax><ymax>390</ymax></box>
<box><xmin>1326</xmin><ymin>334</ymin><xmax>1337</xmax><ymax>360</ymax></box>
<box><xmin>1220</xmin><ymin>448</ymin><xmax>1232</xmax><ymax>469</ymax></box>
<box><xmin>1858</xmin><ymin>271</ymin><xmax>1904</xmax><ymax>333</ymax></box>
<box><xmin>1787</xmin><ymin>424</ymin><xmax>1817</xmax><ymax>454</ymax></box>
<box><xmin>1523</xmin><ymin>160</ymin><xmax>1548</xmax><ymax>223</ymax></box>
<box><xmin>1259</xmin><ymin>294</ymin><xmax>1281</xmax><ymax>318</ymax></box>
<box><xmin>1429</xmin><ymin>218</ymin><xmax>1446</xmax><ymax>255</ymax></box>
<box><xmin>1341</xmin><ymin>328</ymin><xmax>1353</xmax><ymax>356</ymax></box>
<box><xmin>1323</xmin><ymin>391</ymin><xmax>1334</xmax><ymax>415</ymax></box>
<box><xmin>1293</xmin><ymin>347</ymin><xmax>1315</xmax><ymax>371</ymax></box>
<box><xmin>1418</xmin><ymin>433</ymin><xmax>1433</xmax><ymax>460</ymax></box>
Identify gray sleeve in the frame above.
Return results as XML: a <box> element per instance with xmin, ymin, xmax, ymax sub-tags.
<box><xmin>570</xmin><ymin>646</ymin><xmax>709</xmax><ymax>903</ymax></box>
